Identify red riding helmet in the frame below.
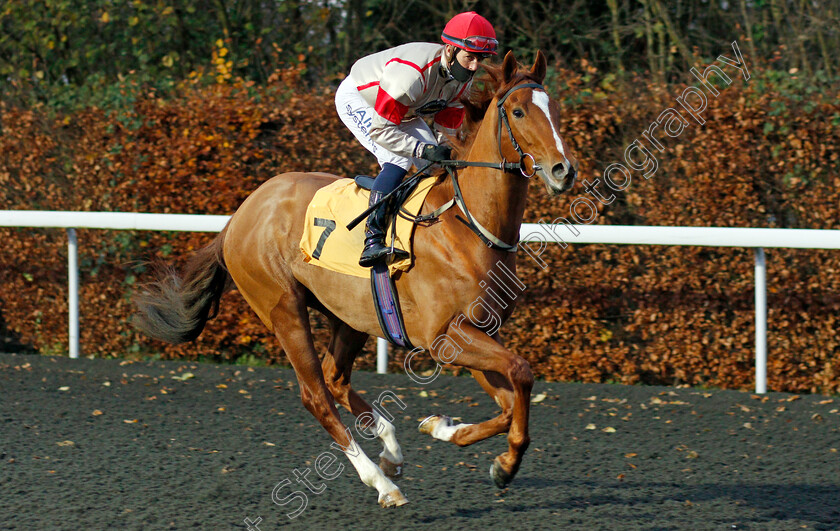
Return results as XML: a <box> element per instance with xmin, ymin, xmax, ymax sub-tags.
<box><xmin>441</xmin><ymin>12</ymin><xmax>498</xmax><ymax>55</ymax></box>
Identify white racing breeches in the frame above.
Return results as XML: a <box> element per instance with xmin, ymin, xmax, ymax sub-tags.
<box><xmin>335</xmin><ymin>76</ymin><xmax>436</xmax><ymax>171</ymax></box>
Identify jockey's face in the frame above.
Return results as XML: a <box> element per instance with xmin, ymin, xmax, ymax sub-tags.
<box><xmin>445</xmin><ymin>45</ymin><xmax>489</xmax><ymax>72</ymax></box>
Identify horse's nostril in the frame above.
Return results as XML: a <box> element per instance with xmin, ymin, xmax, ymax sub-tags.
<box><xmin>551</xmin><ymin>162</ymin><xmax>567</xmax><ymax>179</ymax></box>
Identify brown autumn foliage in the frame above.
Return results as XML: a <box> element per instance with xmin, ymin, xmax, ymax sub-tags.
<box><xmin>1</xmin><ymin>61</ymin><xmax>839</xmax><ymax>393</ymax></box>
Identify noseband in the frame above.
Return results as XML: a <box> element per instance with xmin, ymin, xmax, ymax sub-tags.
<box><xmin>496</xmin><ymin>82</ymin><xmax>545</xmax><ymax>178</ymax></box>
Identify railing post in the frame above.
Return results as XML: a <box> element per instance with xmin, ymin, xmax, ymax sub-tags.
<box><xmin>67</xmin><ymin>228</ymin><xmax>80</xmax><ymax>359</ymax></box>
<box><xmin>377</xmin><ymin>337</ymin><xmax>389</xmax><ymax>374</ymax></box>
<box><xmin>754</xmin><ymin>247</ymin><xmax>767</xmax><ymax>393</ymax></box>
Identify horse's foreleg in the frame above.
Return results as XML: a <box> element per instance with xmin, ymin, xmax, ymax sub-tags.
<box><xmin>269</xmin><ymin>299</ymin><xmax>407</xmax><ymax>507</ymax></box>
<box><xmin>420</xmin><ymin>368</ymin><xmax>514</xmax><ymax>445</ymax></box>
<box><xmin>421</xmin><ymin>322</ymin><xmax>532</xmax><ymax>488</ymax></box>
<box><xmin>321</xmin><ymin>331</ymin><xmax>405</xmax><ymax>479</ymax></box>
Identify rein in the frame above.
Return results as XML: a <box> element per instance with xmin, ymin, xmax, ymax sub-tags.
<box><xmin>349</xmin><ymin>82</ymin><xmax>546</xmax><ymax>254</ymax></box>
<box><xmin>418</xmin><ymin>165</ymin><xmax>519</xmax><ymax>252</ymax></box>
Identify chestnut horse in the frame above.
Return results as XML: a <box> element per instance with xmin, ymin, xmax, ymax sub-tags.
<box><xmin>134</xmin><ymin>51</ymin><xmax>577</xmax><ymax>507</ymax></box>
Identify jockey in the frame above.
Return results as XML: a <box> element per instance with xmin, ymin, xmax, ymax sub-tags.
<box><xmin>335</xmin><ymin>11</ymin><xmax>498</xmax><ymax>267</ymax></box>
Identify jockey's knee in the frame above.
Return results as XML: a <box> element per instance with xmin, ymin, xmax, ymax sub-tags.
<box><xmin>372</xmin><ymin>163</ymin><xmax>407</xmax><ymax>193</ymax></box>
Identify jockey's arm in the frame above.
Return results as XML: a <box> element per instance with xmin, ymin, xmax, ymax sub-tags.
<box><xmin>432</xmin><ymin>104</ymin><xmax>465</xmax><ymax>146</ymax></box>
<box><xmin>368</xmin><ymin>112</ymin><xmax>428</xmax><ymax>160</ymax></box>
<box><xmin>368</xmin><ymin>100</ymin><xmax>465</xmax><ymax>158</ymax></box>
<box><xmin>367</xmin><ymin>61</ymin><xmax>450</xmax><ymax>159</ymax></box>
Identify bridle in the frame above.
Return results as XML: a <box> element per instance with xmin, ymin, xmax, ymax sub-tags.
<box><xmin>422</xmin><ymin>82</ymin><xmax>548</xmax><ymax>252</ymax></box>
<box><xmin>495</xmin><ymin>82</ymin><xmax>545</xmax><ymax>178</ymax></box>
<box><xmin>438</xmin><ymin>82</ymin><xmax>546</xmax><ymax>179</ymax></box>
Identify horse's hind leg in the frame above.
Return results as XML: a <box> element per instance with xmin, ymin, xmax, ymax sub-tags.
<box><xmin>269</xmin><ymin>293</ymin><xmax>407</xmax><ymax>507</ymax></box>
<box><xmin>321</xmin><ymin>320</ymin><xmax>404</xmax><ymax>478</ymax></box>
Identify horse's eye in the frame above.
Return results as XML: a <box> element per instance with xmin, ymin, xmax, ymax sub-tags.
<box><xmin>512</xmin><ymin>109</ymin><xmax>525</xmax><ymax>118</ymax></box>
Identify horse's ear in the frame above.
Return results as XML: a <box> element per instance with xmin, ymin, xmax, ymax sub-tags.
<box><xmin>502</xmin><ymin>51</ymin><xmax>517</xmax><ymax>83</ymax></box>
<box><xmin>531</xmin><ymin>50</ymin><xmax>547</xmax><ymax>84</ymax></box>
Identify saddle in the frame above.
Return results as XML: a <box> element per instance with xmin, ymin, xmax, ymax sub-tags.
<box><xmin>299</xmin><ymin>175</ymin><xmax>436</xmax><ymax>348</ymax></box>
<box><xmin>299</xmin><ymin>176</ymin><xmax>434</xmax><ymax>278</ymax></box>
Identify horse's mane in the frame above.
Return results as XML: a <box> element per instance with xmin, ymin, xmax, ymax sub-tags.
<box><xmin>450</xmin><ymin>62</ymin><xmax>543</xmax><ymax>159</ymax></box>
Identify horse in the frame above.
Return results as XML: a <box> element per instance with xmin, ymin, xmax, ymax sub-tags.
<box><xmin>133</xmin><ymin>50</ymin><xmax>578</xmax><ymax>508</ymax></box>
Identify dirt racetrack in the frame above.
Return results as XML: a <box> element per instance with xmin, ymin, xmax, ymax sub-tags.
<box><xmin>1</xmin><ymin>352</ymin><xmax>839</xmax><ymax>530</ymax></box>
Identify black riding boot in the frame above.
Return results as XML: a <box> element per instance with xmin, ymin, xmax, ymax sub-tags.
<box><xmin>359</xmin><ymin>190</ymin><xmax>409</xmax><ymax>267</ymax></box>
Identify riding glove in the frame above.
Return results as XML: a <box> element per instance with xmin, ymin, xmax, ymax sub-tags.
<box><xmin>420</xmin><ymin>144</ymin><xmax>452</xmax><ymax>163</ymax></box>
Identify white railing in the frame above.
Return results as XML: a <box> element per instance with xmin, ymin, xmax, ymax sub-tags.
<box><xmin>3</xmin><ymin>210</ymin><xmax>840</xmax><ymax>393</ymax></box>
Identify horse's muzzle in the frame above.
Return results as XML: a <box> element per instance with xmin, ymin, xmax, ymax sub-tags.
<box><xmin>540</xmin><ymin>160</ymin><xmax>576</xmax><ymax>196</ymax></box>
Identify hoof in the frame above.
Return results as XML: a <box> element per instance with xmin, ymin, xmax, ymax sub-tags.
<box><xmin>490</xmin><ymin>457</ymin><xmax>514</xmax><ymax>489</ymax></box>
<box><xmin>379</xmin><ymin>456</ymin><xmax>403</xmax><ymax>479</ymax></box>
<box><xmin>379</xmin><ymin>489</ymin><xmax>409</xmax><ymax>508</ymax></box>
<box><xmin>418</xmin><ymin>414</ymin><xmax>449</xmax><ymax>435</ymax></box>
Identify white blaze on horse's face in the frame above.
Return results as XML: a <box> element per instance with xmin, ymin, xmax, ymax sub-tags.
<box><xmin>524</xmin><ymin>89</ymin><xmax>576</xmax><ymax>196</ymax></box>
<box><xmin>532</xmin><ymin>91</ymin><xmax>565</xmax><ymax>157</ymax></box>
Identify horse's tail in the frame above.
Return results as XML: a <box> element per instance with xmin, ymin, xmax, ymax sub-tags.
<box><xmin>133</xmin><ymin>228</ymin><xmax>233</xmax><ymax>344</ymax></box>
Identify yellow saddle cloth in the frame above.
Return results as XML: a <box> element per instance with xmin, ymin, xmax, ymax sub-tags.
<box><xmin>300</xmin><ymin>177</ymin><xmax>436</xmax><ymax>278</ymax></box>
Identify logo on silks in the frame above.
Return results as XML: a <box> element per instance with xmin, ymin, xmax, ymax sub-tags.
<box><xmin>416</xmin><ymin>99</ymin><xmax>447</xmax><ymax>116</ymax></box>
<box><xmin>347</xmin><ymin>105</ymin><xmax>373</xmax><ymax>134</ymax></box>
